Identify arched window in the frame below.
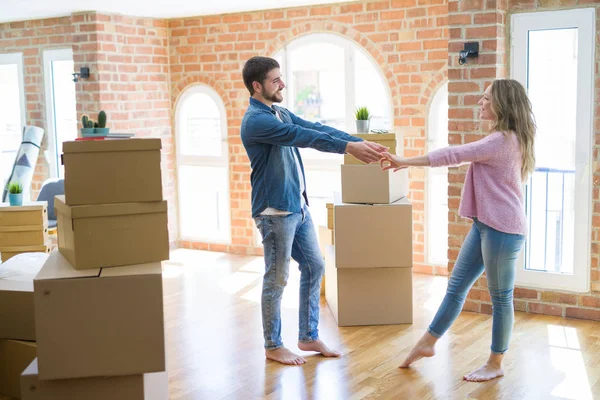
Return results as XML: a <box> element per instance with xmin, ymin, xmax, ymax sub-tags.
<box><xmin>426</xmin><ymin>82</ymin><xmax>448</xmax><ymax>265</ymax></box>
<box><xmin>175</xmin><ymin>85</ymin><xmax>231</xmax><ymax>243</ymax></box>
<box><xmin>272</xmin><ymin>33</ymin><xmax>393</xmax><ymax>227</ymax></box>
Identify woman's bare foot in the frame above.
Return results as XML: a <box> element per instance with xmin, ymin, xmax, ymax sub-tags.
<box><xmin>464</xmin><ymin>352</ymin><xmax>504</xmax><ymax>382</ymax></box>
<box><xmin>298</xmin><ymin>339</ymin><xmax>341</xmax><ymax>357</ymax></box>
<box><xmin>265</xmin><ymin>347</ymin><xmax>306</xmax><ymax>365</ymax></box>
<box><xmin>463</xmin><ymin>363</ymin><xmax>504</xmax><ymax>382</ymax></box>
<box><xmin>399</xmin><ymin>332</ymin><xmax>438</xmax><ymax>368</ymax></box>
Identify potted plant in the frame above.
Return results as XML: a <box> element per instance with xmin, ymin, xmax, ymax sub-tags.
<box><xmin>94</xmin><ymin>110</ymin><xmax>109</xmax><ymax>136</ymax></box>
<box><xmin>7</xmin><ymin>181</ymin><xmax>23</xmax><ymax>206</ymax></box>
<box><xmin>81</xmin><ymin>114</ymin><xmax>95</xmax><ymax>136</ymax></box>
<box><xmin>355</xmin><ymin>106</ymin><xmax>371</xmax><ymax>133</ymax></box>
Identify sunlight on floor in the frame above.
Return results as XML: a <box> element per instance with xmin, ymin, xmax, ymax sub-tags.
<box><xmin>167</xmin><ymin>248</ymin><xmax>227</xmax><ymax>266</ymax></box>
<box><xmin>238</xmin><ymin>257</ymin><xmax>266</xmax><ymax>274</ymax></box>
<box><xmin>423</xmin><ymin>276</ymin><xmax>447</xmax><ymax>311</ymax></box>
<box><xmin>547</xmin><ymin>325</ymin><xmax>592</xmax><ymax>400</ymax></box>
<box><xmin>218</xmin><ymin>271</ymin><xmax>260</xmax><ymax>295</ymax></box>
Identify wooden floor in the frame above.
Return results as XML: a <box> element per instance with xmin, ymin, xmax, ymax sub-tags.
<box><xmin>163</xmin><ymin>249</ymin><xmax>600</xmax><ymax>400</ymax></box>
<box><xmin>4</xmin><ymin>248</ymin><xmax>600</xmax><ymax>399</ymax></box>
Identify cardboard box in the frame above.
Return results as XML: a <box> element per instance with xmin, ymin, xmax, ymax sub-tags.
<box><xmin>334</xmin><ymin>198</ymin><xmax>412</xmax><ymax>268</ymax></box>
<box><xmin>62</xmin><ymin>138</ymin><xmax>163</xmax><ymax>205</ymax></box>
<box><xmin>344</xmin><ymin>133</ymin><xmax>400</xmax><ymax>165</ymax></box>
<box><xmin>341</xmin><ymin>164</ymin><xmax>408</xmax><ymax>204</ymax></box>
<box><xmin>317</xmin><ymin>225</ymin><xmax>334</xmax><ymax>296</ymax></box>
<box><xmin>0</xmin><ymin>202</ymin><xmax>47</xmax><ymax>227</ymax></box>
<box><xmin>0</xmin><ymin>243</ymin><xmax>51</xmax><ymax>263</ymax></box>
<box><xmin>34</xmin><ymin>250</ymin><xmax>166</xmax><ymax>380</ymax></box>
<box><xmin>21</xmin><ymin>359</ymin><xmax>168</xmax><ymax>400</ymax></box>
<box><xmin>0</xmin><ymin>252</ymin><xmax>47</xmax><ymax>341</ymax></box>
<box><xmin>324</xmin><ymin>245</ymin><xmax>412</xmax><ymax>326</ymax></box>
<box><xmin>0</xmin><ymin>340</ymin><xmax>37</xmax><ymax>399</ymax></box>
<box><xmin>326</xmin><ymin>203</ymin><xmax>334</xmax><ymax>230</ymax></box>
<box><xmin>0</xmin><ymin>225</ymin><xmax>48</xmax><ymax>247</ymax></box>
<box><xmin>55</xmin><ymin>195</ymin><xmax>169</xmax><ymax>270</ymax></box>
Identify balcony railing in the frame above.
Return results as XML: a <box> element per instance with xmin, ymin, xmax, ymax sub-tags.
<box><xmin>525</xmin><ymin>167</ymin><xmax>575</xmax><ymax>274</ymax></box>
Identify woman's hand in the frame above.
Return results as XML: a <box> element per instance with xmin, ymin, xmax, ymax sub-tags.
<box><xmin>380</xmin><ymin>152</ymin><xmax>408</xmax><ymax>172</ymax></box>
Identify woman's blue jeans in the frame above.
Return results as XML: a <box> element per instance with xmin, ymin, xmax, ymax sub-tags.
<box><xmin>428</xmin><ymin>218</ymin><xmax>525</xmax><ymax>354</ymax></box>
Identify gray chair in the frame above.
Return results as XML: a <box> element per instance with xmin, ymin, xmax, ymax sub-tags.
<box><xmin>37</xmin><ymin>178</ymin><xmax>64</xmax><ymax>231</ymax></box>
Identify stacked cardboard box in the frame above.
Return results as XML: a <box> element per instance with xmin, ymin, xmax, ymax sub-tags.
<box><xmin>56</xmin><ymin>139</ymin><xmax>168</xmax><ymax>269</ymax></box>
<box><xmin>0</xmin><ymin>252</ymin><xmax>48</xmax><ymax>399</ymax></box>
<box><xmin>19</xmin><ymin>138</ymin><xmax>169</xmax><ymax>399</ymax></box>
<box><xmin>0</xmin><ymin>202</ymin><xmax>51</xmax><ymax>262</ymax></box>
<box><xmin>325</xmin><ymin>132</ymin><xmax>413</xmax><ymax>326</ymax></box>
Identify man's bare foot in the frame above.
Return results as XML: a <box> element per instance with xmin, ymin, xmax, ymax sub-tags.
<box><xmin>265</xmin><ymin>347</ymin><xmax>306</xmax><ymax>365</ymax></box>
<box><xmin>298</xmin><ymin>339</ymin><xmax>341</xmax><ymax>357</ymax></box>
<box><xmin>463</xmin><ymin>362</ymin><xmax>504</xmax><ymax>382</ymax></box>
<box><xmin>399</xmin><ymin>332</ymin><xmax>438</xmax><ymax>368</ymax></box>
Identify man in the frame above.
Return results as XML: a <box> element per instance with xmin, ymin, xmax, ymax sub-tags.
<box><xmin>240</xmin><ymin>56</ymin><xmax>387</xmax><ymax>365</ymax></box>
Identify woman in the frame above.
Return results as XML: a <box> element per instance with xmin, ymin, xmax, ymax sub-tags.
<box><xmin>380</xmin><ymin>79</ymin><xmax>536</xmax><ymax>382</ymax></box>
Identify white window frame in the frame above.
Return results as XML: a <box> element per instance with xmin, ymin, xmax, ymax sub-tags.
<box><xmin>0</xmin><ymin>52</ymin><xmax>26</xmax><ymax>190</ymax></box>
<box><xmin>43</xmin><ymin>48</ymin><xmax>74</xmax><ymax>178</ymax></box>
<box><xmin>426</xmin><ymin>81</ymin><xmax>449</xmax><ymax>266</ymax></box>
<box><xmin>269</xmin><ymin>33</ymin><xmax>393</xmax><ymax>236</ymax></box>
<box><xmin>511</xmin><ymin>8</ymin><xmax>595</xmax><ymax>293</ymax></box>
<box><xmin>275</xmin><ymin>33</ymin><xmax>393</xmax><ymax>170</ymax></box>
<box><xmin>0</xmin><ymin>52</ymin><xmax>26</xmax><ymax>128</ymax></box>
<box><xmin>175</xmin><ymin>84</ymin><xmax>231</xmax><ymax>244</ymax></box>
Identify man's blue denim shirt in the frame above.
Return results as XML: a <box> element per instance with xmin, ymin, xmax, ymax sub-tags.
<box><xmin>241</xmin><ymin>97</ymin><xmax>363</xmax><ymax>218</ymax></box>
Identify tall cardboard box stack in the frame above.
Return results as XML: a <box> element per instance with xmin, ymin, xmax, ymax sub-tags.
<box><xmin>19</xmin><ymin>138</ymin><xmax>169</xmax><ymax>399</ymax></box>
<box><xmin>325</xmin><ymin>132</ymin><xmax>414</xmax><ymax>326</ymax></box>
<box><xmin>0</xmin><ymin>202</ymin><xmax>51</xmax><ymax>262</ymax></box>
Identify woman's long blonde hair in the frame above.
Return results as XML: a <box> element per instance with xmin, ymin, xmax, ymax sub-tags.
<box><xmin>490</xmin><ymin>79</ymin><xmax>536</xmax><ymax>181</ymax></box>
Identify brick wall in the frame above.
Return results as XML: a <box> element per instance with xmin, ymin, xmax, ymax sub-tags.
<box><xmin>0</xmin><ymin>13</ymin><xmax>178</xmax><ymax>245</ymax></box>
<box><xmin>172</xmin><ymin>0</ymin><xmax>450</xmax><ymax>268</ymax></box>
<box><xmin>448</xmin><ymin>0</ymin><xmax>600</xmax><ymax>322</ymax></box>
<box><xmin>71</xmin><ymin>12</ymin><xmax>177</xmax><ymax>243</ymax></box>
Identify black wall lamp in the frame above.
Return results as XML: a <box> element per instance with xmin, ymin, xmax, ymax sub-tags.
<box><xmin>72</xmin><ymin>67</ymin><xmax>90</xmax><ymax>82</ymax></box>
<box><xmin>458</xmin><ymin>42</ymin><xmax>479</xmax><ymax>65</ymax></box>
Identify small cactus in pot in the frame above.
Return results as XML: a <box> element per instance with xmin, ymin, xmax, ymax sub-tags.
<box><xmin>81</xmin><ymin>114</ymin><xmax>95</xmax><ymax>136</ymax></box>
<box><xmin>94</xmin><ymin>110</ymin><xmax>109</xmax><ymax>136</ymax></box>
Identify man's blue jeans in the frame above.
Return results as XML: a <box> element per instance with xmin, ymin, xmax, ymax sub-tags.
<box><xmin>254</xmin><ymin>206</ymin><xmax>325</xmax><ymax>350</ymax></box>
<box><xmin>428</xmin><ymin>218</ymin><xmax>525</xmax><ymax>354</ymax></box>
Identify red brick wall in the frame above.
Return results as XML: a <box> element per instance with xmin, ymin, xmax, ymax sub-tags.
<box><xmin>0</xmin><ymin>13</ymin><xmax>178</xmax><ymax>245</ymax></box>
<box><xmin>172</xmin><ymin>0</ymin><xmax>450</xmax><ymax>266</ymax></box>
<box><xmin>0</xmin><ymin>17</ymin><xmax>74</xmax><ymax>197</ymax></box>
<box><xmin>71</xmin><ymin>12</ymin><xmax>177</xmax><ymax>243</ymax></box>
<box><xmin>448</xmin><ymin>0</ymin><xmax>600</xmax><ymax>321</ymax></box>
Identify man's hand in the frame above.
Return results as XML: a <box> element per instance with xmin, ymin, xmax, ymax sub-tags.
<box><xmin>364</xmin><ymin>140</ymin><xmax>389</xmax><ymax>154</ymax></box>
<box><xmin>346</xmin><ymin>141</ymin><xmax>387</xmax><ymax>164</ymax></box>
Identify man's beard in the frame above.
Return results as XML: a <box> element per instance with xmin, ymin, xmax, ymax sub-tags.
<box><xmin>264</xmin><ymin>90</ymin><xmax>283</xmax><ymax>103</ymax></box>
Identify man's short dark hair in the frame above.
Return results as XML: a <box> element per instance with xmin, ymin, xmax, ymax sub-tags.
<box><xmin>242</xmin><ymin>56</ymin><xmax>280</xmax><ymax>95</ymax></box>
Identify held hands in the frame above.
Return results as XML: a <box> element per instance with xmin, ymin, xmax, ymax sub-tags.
<box><xmin>346</xmin><ymin>141</ymin><xmax>389</xmax><ymax>164</ymax></box>
<box><xmin>380</xmin><ymin>152</ymin><xmax>408</xmax><ymax>172</ymax></box>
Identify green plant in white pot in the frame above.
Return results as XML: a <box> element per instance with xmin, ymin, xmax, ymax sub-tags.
<box><xmin>355</xmin><ymin>106</ymin><xmax>371</xmax><ymax>133</ymax></box>
<box><xmin>8</xmin><ymin>181</ymin><xmax>23</xmax><ymax>206</ymax></box>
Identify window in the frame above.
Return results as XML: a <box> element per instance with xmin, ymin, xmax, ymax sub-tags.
<box><xmin>427</xmin><ymin>82</ymin><xmax>449</xmax><ymax>265</ymax></box>
<box><xmin>176</xmin><ymin>85</ymin><xmax>231</xmax><ymax>243</ymax></box>
<box><xmin>0</xmin><ymin>52</ymin><xmax>25</xmax><ymax>190</ymax></box>
<box><xmin>43</xmin><ymin>48</ymin><xmax>77</xmax><ymax>178</ymax></box>
<box><xmin>273</xmin><ymin>34</ymin><xmax>392</xmax><ymax>227</ymax></box>
<box><xmin>511</xmin><ymin>8</ymin><xmax>595</xmax><ymax>292</ymax></box>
